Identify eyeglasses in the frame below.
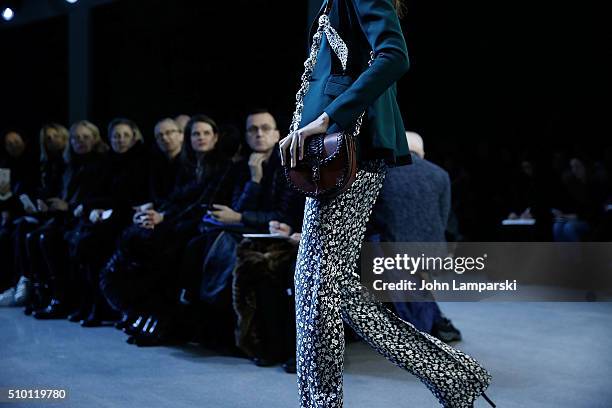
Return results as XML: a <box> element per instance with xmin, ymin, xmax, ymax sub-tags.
<box><xmin>155</xmin><ymin>129</ymin><xmax>180</xmax><ymax>138</ymax></box>
<box><xmin>246</xmin><ymin>125</ymin><xmax>276</xmax><ymax>135</ymax></box>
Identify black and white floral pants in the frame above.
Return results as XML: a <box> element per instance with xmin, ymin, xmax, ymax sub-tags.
<box><xmin>294</xmin><ymin>159</ymin><xmax>492</xmax><ymax>408</ymax></box>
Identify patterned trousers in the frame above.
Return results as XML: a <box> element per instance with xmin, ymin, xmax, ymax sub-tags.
<box><xmin>294</xmin><ymin>159</ymin><xmax>492</xmax><ymax>408</ymax></box>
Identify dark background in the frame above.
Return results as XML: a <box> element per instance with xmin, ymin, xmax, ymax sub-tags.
<box><xmin>1</xmin><ymin>0</ymin><xmax>610</xmax><ymax>239</ymax></box>
<box><xmin>1</xmin><ymin>0</ymin><xmax>609</xmax><ymax>141</ymax></box>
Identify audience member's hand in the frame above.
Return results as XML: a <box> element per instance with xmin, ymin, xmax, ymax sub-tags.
<box><xmin>269</xmin><ymin>220</ymin><xmax>292</xmax><ymax>236</ymax></box>
<box><xmin>289</xmin><ymin>232</ymin><xmax>301</xmax><ymax>243</ymax></box>
<box><xmin>133</xmin><ymin>211</ymin><xmax>144</xmax><ymax>225</ymax></box>
<box><xmin>520</xmin><ymin>208</ymin><xmax>533</xmax><ymax>219</ymax></box>
<box><xmin>46</xmin><ymin>198</ymin><xmax>68</xmax><ymax>212</ymax></box>
<box><xmin>0</xmin><ymin>181</ymin><xmax>10</xmax><ymax>195</ymax></box>
<box><xmin>280</xmin><ymin>112</ymin><xmax>329</xmax><ymax>168</ymax></box>
<box><xmin>37</xmin><ymin>199</ymin><xmax>49</xmax><ymax>213</ymax></box>
<box><xmin>89</xmin><ymin>209</ymin><xmax>104</xmax><ymax>224</ymax></box>
<box><xmin>208</xmin><ymin>204</ymin><xmax>242</xmax><ymax>224</ymax></box>
<box><xmin>1</xmin><ymin>211</ymin><xmax>9</xmax><ymax>226</ymax></box>
<box><xmin>139</xmin><ymin>210</ymin><xmax>164</xmax><ymax>229</ymax></box>
<box><xmin>23</xmin><ymin>201</ymin><xmax>37</xmax><ymax>214</ymax></box>
<box><xmin>248</xmin><ymin>153</ymin><xmax>267</xmax><ymax>183</ymax></box>
<box><xmin>73</xmin><ymin>204</ymin><xmax>84</xmax><ymax>218</ymax></box>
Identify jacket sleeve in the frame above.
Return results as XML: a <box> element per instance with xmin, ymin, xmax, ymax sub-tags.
<box><xmin>323</xmin><ymin>0</ymin><xmax>410</xmax><ymax>130</ymax></box>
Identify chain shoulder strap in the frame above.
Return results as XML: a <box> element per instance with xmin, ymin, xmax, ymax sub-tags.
<box><xmin>290</xmin><ymin>3</ymin><xmax>374</xmax><ymax>136</ymax></box>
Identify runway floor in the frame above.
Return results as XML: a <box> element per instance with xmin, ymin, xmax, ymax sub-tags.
<box><xmin>1</xmin><ymin>302</ymin><xmax>612</xmax><ymax>407</ymax></box>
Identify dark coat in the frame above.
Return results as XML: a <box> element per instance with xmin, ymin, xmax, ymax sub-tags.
<box><xmin>160</xmin><ymin>155</ymin><xmax>234</xmax><ymax>223</ymax></box>
<box><xmin>61</xmin><ymin>150</ymin><xmax>108</xmax><ymax>214</ymax></box>
<box><xmin>0</xmin><ymin>150</ymin><xmax>39</xmax><ymax>215</ymax></box>
<box><xmin>300</xmin><ymin>0</ymin><xmax>412</xmax><ymax>167</ymax></box>
<box><xmin>232</xmin><ymin>238</ymin><xmax>298</xmax><ymax>361</ymax></box>
<box><xmin>230</xmin><ymin>146</ymin><xmax>303</xmax><ymax>231</ymax></box>
<box><xmin>147</xmin><ymin>147</ymin><xmax>186</xmax><ymax>207</ymax></box>
<box><xmin>39</xmin><ymin>154</ymin><xmax>66</xmax><ymax>199</ymax></box>
<box><xmin>84</xmin><ymin>142</ymin><xmax>150</xmax><ymax>226</ymax></box>
<box><xmin>369</xmin><ymin>152</ymin><xmax>450</xmax><ymax>242</ymax></box>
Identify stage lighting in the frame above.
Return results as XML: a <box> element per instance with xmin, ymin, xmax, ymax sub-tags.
<box><xmin>65</xmin><ymin>0</ymin><xmax>78</xmax><ymax>3</ymax></box>
<box><xmin>1</xmin><ymin>7</ymin><xmax>14</xmax><ymax>21</ymax></box>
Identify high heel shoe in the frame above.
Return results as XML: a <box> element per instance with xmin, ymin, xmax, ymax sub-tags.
<box><xmin>481</xmin><ymin>391</ymin><xmax>495</xmax><ymax>407</ymax></box>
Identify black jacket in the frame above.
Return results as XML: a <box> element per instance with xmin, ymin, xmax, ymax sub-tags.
<box><xmin>147</xmin><ymin>147</ymin><xmax>186</xmax><ymax>207</ymax></box>
<box><xmin>84</xmin><ymin>143</ymin><xmax>150</xmax><ymax>225</ymax></box>
<box><xmin>160</xmin><ymin>154</ymin><xmax>234</xmax><ymax>223</ymax></box>
<box><xmin>231</xmin><ymin>145</ymin><xmax>304</xmax><ymax>231</ymax></box>
<box><xmin>39</xmin><ymin>154</ymin><xmax>67</xmax><ymax>199</ymax></box>
<box><xmin>61</xmin><ymin>150</ymin><xmax>108</xmax><ymax>213</ymax></box>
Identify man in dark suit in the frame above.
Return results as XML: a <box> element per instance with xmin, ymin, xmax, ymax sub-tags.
<box><xmin>367</xmin><ymin>131</ymin><xmax>462</xmax><ymax>342</ymax></box>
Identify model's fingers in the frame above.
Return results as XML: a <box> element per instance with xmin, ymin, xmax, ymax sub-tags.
<box><xmin>279</xmin><ymin>136</ymin><xmax>289</xmax><ymax>166</ymax></box>
<box><xmin>289</xmin><ymin>133</ymin><xmax>297</xmax><ymax>168</ymax></box>
<box><xmin>298</xmin><ymin>131</ymin><xmax>305</xmax><ymax>160</ymax></box>
<box><xmin>292</xmin><ymin>133</ymin><xmax>301</xmax><ymax>168</ymax></box>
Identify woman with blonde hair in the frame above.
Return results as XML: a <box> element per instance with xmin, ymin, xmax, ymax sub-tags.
<box><xmin>62</xmin><ymin>117</ymin><xmax>150</xmax><ymax>327</ymax></box>
<box><xmin>1</xmin><ymin>124</ymin><xmax>69</xmax><ymax>307</ymax></box>
<box><xmin>29</xmin><ymin>120</ymin><xmax>109</xmax><ymax>318</ymax></box>
<box><xmin>3</xmin><ymin>124</ymin><xmax>71</xmax><ymax>308</ymax></box>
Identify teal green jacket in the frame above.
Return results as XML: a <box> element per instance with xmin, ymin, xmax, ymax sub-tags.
<box><xmin>299</xmin><ymin>0</ymin><xmax>412</xmax><ymax>167</ymax></box>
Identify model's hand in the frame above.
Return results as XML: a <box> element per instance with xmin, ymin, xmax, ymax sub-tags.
<box><xmin>280</xmin><ymin>112</ymin><xmax>330</xmax><ymax>168</ymax></box>
<box><xmin>208</xmin><ymin>204</ymin><xmax>242</xmax><ymax>224</ymax></box>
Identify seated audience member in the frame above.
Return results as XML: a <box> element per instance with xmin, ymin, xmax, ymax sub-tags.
<box><xmin>147</xmin><ymin>118</ymin><xmax>185</xmax><ymax>205</ymax></box>
<box><xmin>232</xmin><ymin>216</ymin><xmax>303</xmax><ymax>373</ymax></box>
<box><xmin>552</xmin><ymin>157</ymin><xmax>607</xmax><ymax>241</ymax></box>
<box><xmin>503</xmin><ymin>157</ymin><xmax>554</xmax><ymax>240</ymax></box>
<box><xmin>102</xmin><ymin>118</ymin><xmax>188</xmax><ymax>321</ymax></box>
<box><xmin>0</xmin><ymin>130</ymin><xmax>38</xmax><ymax>296</ymax></box>
<box><xmin>367</xmin><ymin>131</ymin><xmax>462</xmax><ymax>343</ymax></box>
<box><xmin>57</xmin><ymin>118</ymin><xmax>149</xmax><ymax>326</ymax></box>
<box><xmin>29</xmin><ymin>121</ymin><xmax>110</xmax><ymax>318</ymax></box>
<box><xmin>177</xmin><ymin>109</ymin><xmax>298</xmax><ymax>348</ymax></box>
<box><xmin>102</xmin><ymin>115</ymin><xmax>236</xmax><ymax>346</ymax></box>
<box><xmin>0</xmin><ymin>124</ymin><xmax>69</xmax><ymax>307</ymax></box>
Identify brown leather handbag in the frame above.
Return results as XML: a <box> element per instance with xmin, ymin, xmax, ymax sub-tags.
<box><xmin>284</xmin><ymin>129</ymin><xmax>358</xmax><ymax>200</ymax></box>
<box><xmin>283</xmin><ymin>1</ymin><xmax>373</xmax><ymax>200</ymax></box>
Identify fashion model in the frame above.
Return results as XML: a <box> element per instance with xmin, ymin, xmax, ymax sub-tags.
<box><xmin>279</xmin><ymin>0</ymin><xmax>495</xmax><ymax>407</ymax></box>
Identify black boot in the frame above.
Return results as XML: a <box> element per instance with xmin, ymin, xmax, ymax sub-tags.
<box><xmin>24</xmin><ymin>282</ymin><xmax>48</xmax><ymax>316</ymax></box>
<box><xmin>67</xmin><ymin>308</ymin><xmax>88</xmax><ymax>322</ymax></box>
<box><xmin>33</xmin><ymin>298</ymin><xmax>68</xmax><ymax>319</ymax></box>
<box><xmin>134</xmin><ymin>316</ymin><xmax>175</xmax><ymax>347</ymax></box>
<box><xmin>114</xmin><ymin>312</ymin><xmax>135</xmax><ymax>330</ymax></box>
<box><xmin>80</xmin><ymin>303</ymin><xmax>102</xmax><ymax>327</ymax></box>
<box><xmin>124</xmin><ymin>314</ymin><xmax>148</xmax><ymax>336</ymax></box>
